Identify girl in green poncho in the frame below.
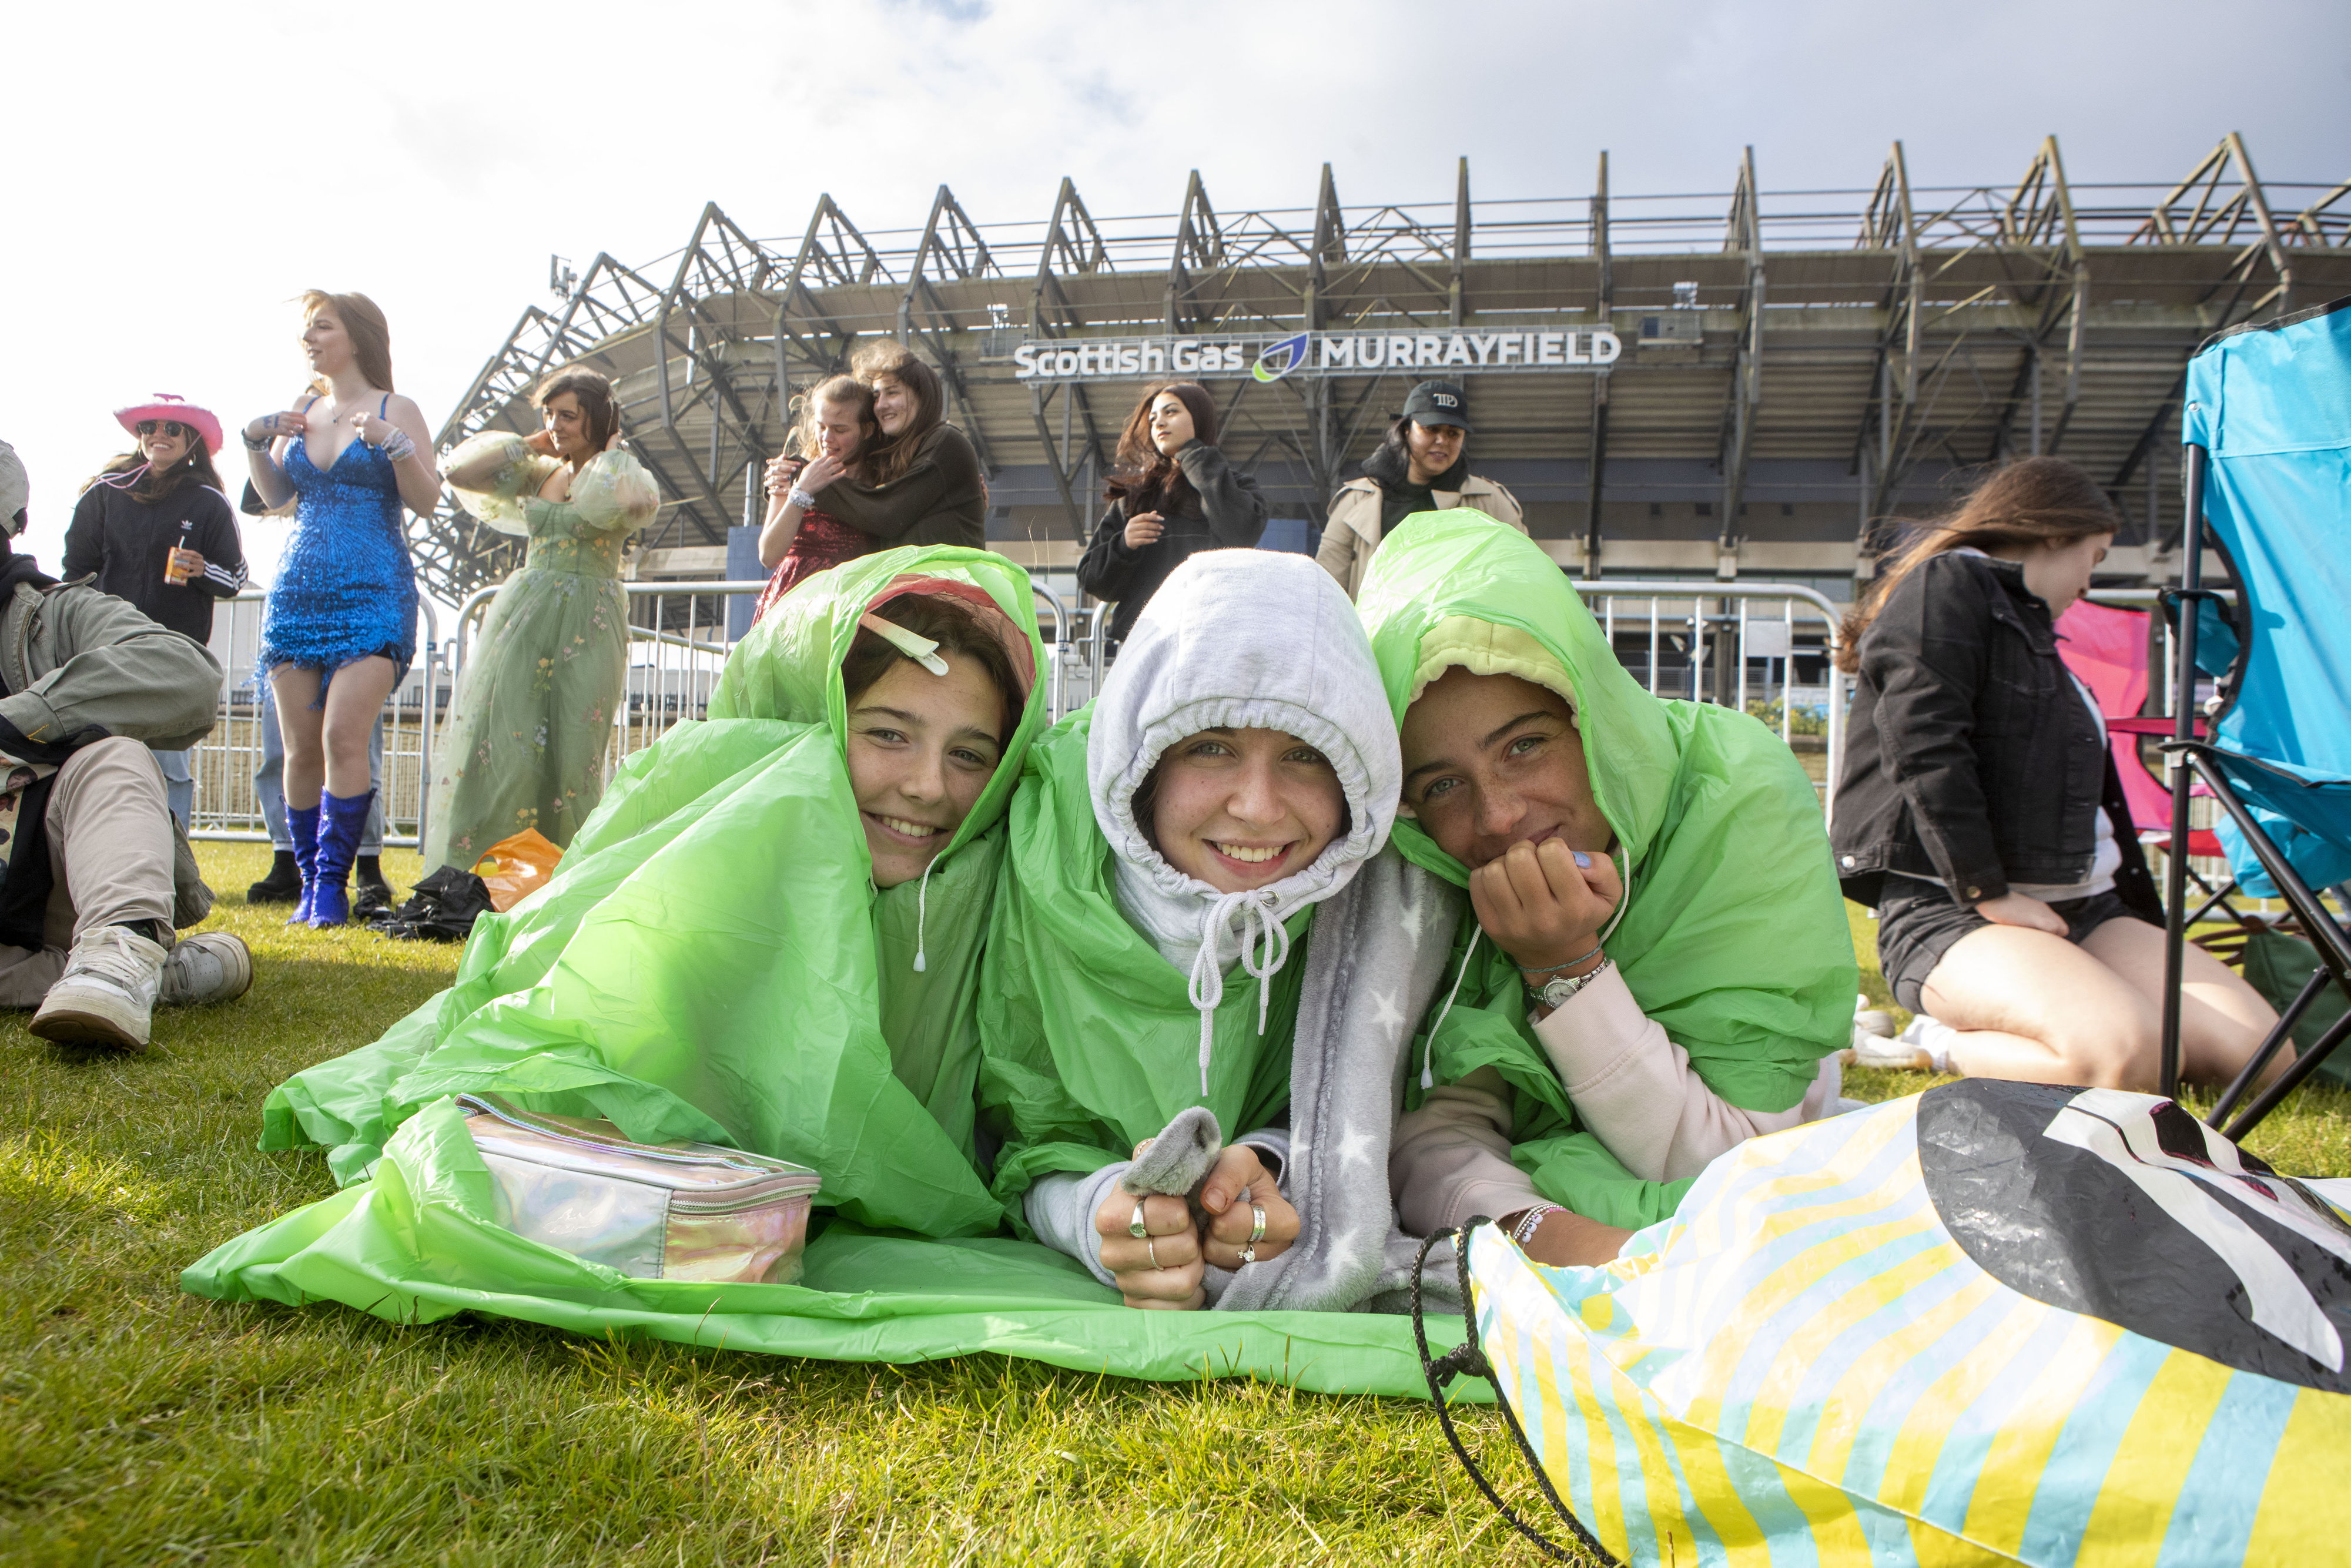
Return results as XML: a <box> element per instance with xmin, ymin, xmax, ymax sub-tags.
<box><xmin>1357</xmin><ymin>511</ymin><xmax>1857</xmax><ymax>1262</ymax></box>
<box><xmin>255</xmin><ymin>546</ymin><xmax>1045</xmax><ymax>1238</ymax></box>
<box><xmin>980</xmin><ymin>548</ymin><xmax>1431</xmax><ymax>1312</ymax></box>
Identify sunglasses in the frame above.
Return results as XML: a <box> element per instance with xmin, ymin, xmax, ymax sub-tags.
<box><xmin>135</xmin><ymin>420</ymin><xmax>193</xmax><ymax>441</ymax></box>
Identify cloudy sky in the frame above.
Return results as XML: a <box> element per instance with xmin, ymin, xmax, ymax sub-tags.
<box><xmin>4</xmin><ymin>0</ymin><xmax>2344</xmax><ymax>589</ymax></box>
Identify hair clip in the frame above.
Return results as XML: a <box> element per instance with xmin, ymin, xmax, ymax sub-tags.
<box><xmin>858</xmin><ymin>612</ymin><xmax>950</xmax><ymax>676</ymax></box>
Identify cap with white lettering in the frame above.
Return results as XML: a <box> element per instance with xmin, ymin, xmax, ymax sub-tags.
<box><xmin>1401</xmin><ymin>380</ymin><xmax>1472</xmax><ymax>433</ymax></box>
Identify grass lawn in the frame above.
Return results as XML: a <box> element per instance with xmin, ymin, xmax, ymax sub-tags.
<box><xmin>4</xmin><ymin>845</ymin><xmax>2346</xmax><ymax>1566</ymax></box>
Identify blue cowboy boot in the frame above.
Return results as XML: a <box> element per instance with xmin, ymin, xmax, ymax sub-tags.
<box><xmin>285</xmin><ymin>803</ymin><xmax>321</xmax><ymax>924</ymax></box>
<box><xmin>307</xmin><ymin>789</ymin><xmax>374</xmax><ymax>928</ymax></box>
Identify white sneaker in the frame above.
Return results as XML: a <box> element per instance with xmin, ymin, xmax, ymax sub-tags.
<box><xmin>31</xmin><ymin>925</ymin><xmax>168</xmax><ymax>1048</ymax></box>
<box><xmin>160</xmin><ymin>932</ymin><xmax>253</xmax><ymax>1006</ymax></box>
<box><xmin>1841</xmin><ymin>1028</ymin><xmax>1935</xmax><ymax>1071</ymax></box>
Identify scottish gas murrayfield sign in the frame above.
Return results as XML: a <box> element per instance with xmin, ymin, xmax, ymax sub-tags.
<box><xmin>1011</xmin><ymin>327</ymin><xmax>1622</xmax><ymax>384</ymax></box>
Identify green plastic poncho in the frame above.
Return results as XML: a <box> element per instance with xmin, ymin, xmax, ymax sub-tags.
<box><xmin>977</xmin><ymin>708</ymin><xmax>1312</xmax><ymax>1209</ymax></box>
<box><xmin>975</xmin><ymin>547</ymin><xmax>1402</xmax><ymax>1229</ymax></box>
<box><xmin>185</xmin><ymin>545</ymin><xmax>1472</xmax><ymax>1393</ymax></box>
<box><xmin>237</xmin><ymin>545</ymin><xmax>1050</xmax><ymax>1235</ymax></box>
<box><xmin>1356</xmin><ymin>511</ymin><xmax>1857</xmax><ymax>1229</ymax></box>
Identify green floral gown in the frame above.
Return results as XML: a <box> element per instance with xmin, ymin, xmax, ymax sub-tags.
<box><xmin>425</xmin><ymin>435</ymin><xmax>659</xmax><ymax>871</ymax></box>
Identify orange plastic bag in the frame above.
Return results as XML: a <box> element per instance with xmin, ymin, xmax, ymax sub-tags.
<box><xmin>470</xmin><ymin>829</ymin><xmax>562</xmax><ymax>913</ymax></box>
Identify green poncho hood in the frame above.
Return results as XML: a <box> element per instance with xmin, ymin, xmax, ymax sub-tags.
<box><xmin>262</xmin><ymin>544</ymin><xmax>1047</xmax><ymax>1237</ymax></box>
<box><xmin>1356</xmin><ymin>511</ymin><xmax>1856</xmax><ymax>1227</ymax></box>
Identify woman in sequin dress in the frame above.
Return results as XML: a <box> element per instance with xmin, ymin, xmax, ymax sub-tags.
<box><xmin>413</xmin><ymin>368</ymin><xmax>658</xmax><ymax>897</ymax></box>
<box><xmin>242</xmin><ymin>290</ymin><xmax>439</xmax><ymax>927</ymax></box>
<box><xmin>751</xmin><ymin>374</ymin><xmax>879</xmax><ymax>623</ymax></box>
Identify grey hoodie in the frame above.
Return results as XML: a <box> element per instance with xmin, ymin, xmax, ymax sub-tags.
<box><xmin>1025</xmin><ymin>550</ymin><xmax>1459</xmax><ymax>1310</ymax></box>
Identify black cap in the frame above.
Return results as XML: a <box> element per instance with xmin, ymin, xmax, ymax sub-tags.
<box><xmin>1401</xmin><ymin>380</ymin><xmax>1472</xmax><ymax>431</ymax></box>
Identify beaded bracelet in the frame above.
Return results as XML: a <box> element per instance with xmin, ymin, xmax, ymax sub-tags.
<box><xmin>1511</xmin><ymin>1204</ymin><xmax>1564</xmax><ymax>1247</ymax></box>
<box><xmin>1519</xmin><ymin>942</ymin><xmax>1603</xmax><ymax>977</ymax></box>
<box><xmin>786</xmin><ymin>487</ymin><xmax>817</xmax><ymax>512</ymax></box>
<box><xmin>380</xmin><ymin>430</ymin><xmax>417</xmax><ymax>463</ymax></box>
<box><xmin>242</xmin><ymin>428</ymin><xmax>273</xmax><ymax>453</ymax></box>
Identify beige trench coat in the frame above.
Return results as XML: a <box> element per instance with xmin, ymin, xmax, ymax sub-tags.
<box><xmin>1312</xmin><ymin>474</ymin><xmax>1525</xmax><ymax>600</ymax></box>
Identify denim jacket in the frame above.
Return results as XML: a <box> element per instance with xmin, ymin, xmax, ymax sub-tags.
<box><xmin>1831</xmin><ymin>551</ymin><xmax>2159</xmax><ymax>920</ymax></box>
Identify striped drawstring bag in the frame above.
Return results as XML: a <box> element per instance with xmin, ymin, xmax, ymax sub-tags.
<box><xmin>1413</xmin><ymin>1080</ymin><xmax>2351</xmax><ymax>1566</ymax></box>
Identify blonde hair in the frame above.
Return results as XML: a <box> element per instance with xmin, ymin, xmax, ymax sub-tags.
<box><xmin>299</xmin><ymin>289</ymin><xmax>395</xmax><ymax>394</ymax></box>
<box><xmin>1838</xmin><ymin>455</ymin><xmax>2119</xmax><ymax>672</ymax></box>
<box><xmin>786</xmin><ymin>373</ymin><xmax>878</xmax><ymax>468</ymax></box>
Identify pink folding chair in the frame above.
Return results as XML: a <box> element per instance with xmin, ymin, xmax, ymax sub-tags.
<box><xmin>2057</xmin><ymin>599</ymin><xmax>2239</xmax><ymax>926</ymax></box>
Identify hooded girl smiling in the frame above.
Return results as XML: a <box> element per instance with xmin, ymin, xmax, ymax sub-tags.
<box><xmin>981</xmin><ymin>548</ymin><xmax>1451</xmax><ymax>1312</ymax></box>
<box><xmin>237</xmin><ymin>545</ymin><xmax>1045</xmax><ymax>1238</ymax></box>
<box><xmin>1357</xmin><ymin>511</ymin><xmax>1856</xmax><ymax>1260</ymax></box>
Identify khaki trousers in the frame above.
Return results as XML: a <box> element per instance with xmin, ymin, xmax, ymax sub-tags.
<box><xmin>0</xmin><ymin>736</ymin><xmax>175</xmax><ymax>1006</ymax></box>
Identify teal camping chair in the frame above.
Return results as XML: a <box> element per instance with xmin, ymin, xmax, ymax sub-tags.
<box><xmin>2163</xmin><ymin>296</ymin><xmax>2351</xmax><ymax>1135</ymax></box>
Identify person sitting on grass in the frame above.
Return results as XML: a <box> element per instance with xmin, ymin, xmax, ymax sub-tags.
<box><xmin>260</xmin><ymin>546</ymin><xmax>1043</xmax><ymax>1237</ymax></box>
<box><xmin>1833</xmin><ymin>456</ymin><xmax>2283</xmax><ymax>1090</ymax></box>
<box><xmin>982</xmin><ymin>549</ymin><xmax>1452</xmax><ymax>1314</ymax></box>
<box><xmin>1357</xmin><ymin>510</ymin><xmax>1857</xmax><ymax>1267</ymax></box>
<box><xmin>0</xmin><ymin>438</ymin><xmax>251</xmax><ymax>1048</ymax></box>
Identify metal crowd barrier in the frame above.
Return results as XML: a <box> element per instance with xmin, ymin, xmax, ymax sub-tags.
<box><xmin>187</xmin><ymin>591</ymin><xmax>442</xmax><ymax>846</ymax></box>
<box><xmin>1570</xmin><ymin>580</ymin><xmax>1846</xmax><ymax>818</ymax></box>
<box><xmin>1063</xmin><ymin>576</ymin><xmax>1849</xmax><ymax>818</ymax></box>
<box><xmin>189</xmin><ymin>571</ymin><xmax>1856</xmax><ymax>847</ymax></box>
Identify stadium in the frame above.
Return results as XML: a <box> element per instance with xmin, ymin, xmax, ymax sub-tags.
<box><xmin>421</xmin><ymin>131</ymin><xmax>2347</xmax><ymax>634</ymax></box>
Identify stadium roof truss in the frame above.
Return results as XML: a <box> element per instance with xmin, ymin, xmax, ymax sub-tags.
<box><xmin>420</xmin><ymin>133</ymin><xmax>2349</xmax><ymax>604</ymax></box>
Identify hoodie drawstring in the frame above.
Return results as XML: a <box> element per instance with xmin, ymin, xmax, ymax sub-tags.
<box><xmin>1185</xmin><ymin>888</ymin><xmax>1291</xmax><ymax>1096</ymax></box>
<box><xmin>1598</xmin><ymin>846</ymin><xmax>1633</xmax><ymax>945</ymax></box>
<box><xmin>910</xmin><ymin>853</ymin><xmax>939</xmax><ymax>972</ymax></box>
<box><xmin>1421</xmin><ymin>929</ymin><xmax>1481</xmax><ymax>1091</ymax></box>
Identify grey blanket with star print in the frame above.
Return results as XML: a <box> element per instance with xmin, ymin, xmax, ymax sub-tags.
<box><xmin>1213</xmin><ymin>842</ymin><xmax>1463</xmax><ymax>1313</ymax></box>
<box><xmin>1020</xmin><ymin>843</ymin><xmax>1466</xmax><ymax>1312</ymax></box>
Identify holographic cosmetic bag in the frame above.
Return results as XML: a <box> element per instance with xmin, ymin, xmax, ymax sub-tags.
<box><xmin>458</xmin><ymin>1094</ymin><xmax>819</xmax><ymax>1284</ymax></box>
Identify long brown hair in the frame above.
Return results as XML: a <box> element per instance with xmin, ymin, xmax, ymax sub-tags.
<box><xmin>1104</xmin><ymin>381</ymin><xmax>1218</xmax><ymax>514</ymax></box>
<box><xmin>536</xmin><ymin>366</ymin><xmax>621</xmax><ymax>450</ymax></box>
<box><xmin>1837</xmin><ymin>455</ymin><xmax>2120</xmax><ymax>672</ymax></box>
<box><xmin>786</xmin><ymin>373</ymin><xmax>879</xmax><ymax>469</ymax></box>
<box><xmin>850</xmin><ymin>340</ymin><xmax>945</xmax><ymax>487</ymax></box>
<box><xmin>299</xmin><ymin>289</ymin><xmax>395</xmax><ymax>394</ymax></box>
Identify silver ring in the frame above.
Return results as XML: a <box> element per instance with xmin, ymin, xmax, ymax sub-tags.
<box><xmin>1127</xmin><ymin>1200</ymin><xmax>1148</xmax><ymax>1240</ymax></box>
<box><xmin>1147</xmin><ymin>1237</ymin><xmax>1160</xmax><ymax>1270</ymax></box>
<box><xmin>1238</xmin><ymin>1243</ymin><xmax>1257</xmax><ymax>1267</ymax></box>
<box><xmin>1248</xmin><ymin>1205</ymin><xmax>1267</xmax><ymax>1244</ymax></box>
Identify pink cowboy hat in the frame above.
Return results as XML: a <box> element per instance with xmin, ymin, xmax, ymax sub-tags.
<box><xmin>113</xmin><ymin>393</ymin><xmax>225</xmax><ymax>457</ymax></box>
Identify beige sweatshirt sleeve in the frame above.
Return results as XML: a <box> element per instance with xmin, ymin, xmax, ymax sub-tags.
<box><xmin>1530</xmin><ymin>966</ymin><xmax>1840</xmax><ymax>1182</ymax></box>
<box><xmin>1390</xmin><ymin>1065</ymin><xmax>1546</xmax><ymax>1236</ymax></box>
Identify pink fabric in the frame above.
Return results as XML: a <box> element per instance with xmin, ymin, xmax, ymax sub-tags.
<box><xmin>2057</xmin><ymin>599</ymin><xmax>2149</xmax><ymax>717</ymax></box>
<box><xmin>2057</xmin><ymin>600</ymin><xmax>2220</xmax><ymax>849</ymax></box>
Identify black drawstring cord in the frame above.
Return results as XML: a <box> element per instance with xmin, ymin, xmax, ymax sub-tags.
<box><xmin>1410</xmin><ymin>1218</ymin><xmax>1625</xmax><ymax>1567</ymax></box>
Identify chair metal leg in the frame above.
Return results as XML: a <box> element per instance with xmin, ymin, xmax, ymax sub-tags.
<box><xmin>2184</xmin><ymin>880</ymin><xmax>2241</xmax><ymax>931</ymax></box>
<box><xmin>2158</xmin><ymin>443</ymin><xmax>2211</xmax><ymax>1099</ymax></box>
<box><xmin>2170</xmin><ymin>746</ymin><xmax>2351</xmax><ymax>1139</ymax></box>
<box><xmin>2208</xmin><ymin>966</ymin><xmax>2330</xmax><ymax>1128</ymax></box>
<box><xmin>2222</xmin><ymin>1007</ymin><xmax>2351</xmax><ymax>1144</ymax></box>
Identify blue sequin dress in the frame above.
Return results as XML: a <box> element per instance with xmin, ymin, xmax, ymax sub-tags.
<box><xmin>260</xmin><ymin>428</ymin><xmax>418</xmax><ymax>682</ymax></box>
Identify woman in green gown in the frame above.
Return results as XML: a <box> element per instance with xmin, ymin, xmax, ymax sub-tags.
<box><xmin>404</xmin><ymin>368</ymin><xmax>658</xmax><ymax>923</ymax></box>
